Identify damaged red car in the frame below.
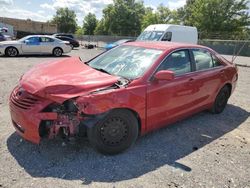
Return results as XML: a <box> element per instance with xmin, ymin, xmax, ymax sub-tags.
<box><xmin>9</xmin><ymin>42</ymin><xmax>238</xmax><ymax>154</ymax></box>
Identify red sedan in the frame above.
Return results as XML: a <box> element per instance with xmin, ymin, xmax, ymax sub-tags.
<box><xmin>9</xmin><ymin>42</ymin><xmax>238</xmax><ymax>154</ymax></box>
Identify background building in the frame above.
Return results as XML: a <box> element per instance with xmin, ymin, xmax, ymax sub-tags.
<box><xmin>0</xmin><ymin>22</ymin><xmax>14</xmax><ymax>37</ymax></box>
<box><xmin>0</xmin><ymin>17</ymin><xmax>57</xmax><ymax>38</ymax></box>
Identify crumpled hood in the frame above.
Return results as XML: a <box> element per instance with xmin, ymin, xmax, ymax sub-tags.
<box><xmin>20</xmin><ymin>57</ymin><xmax>119</xmax><ymax>103</ymax></box>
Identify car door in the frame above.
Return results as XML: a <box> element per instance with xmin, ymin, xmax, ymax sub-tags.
<box><xmin>21</xmin><ymin>37</ymin><xmax>41</xmax><ymax>54</ymax></box>
<box><xmin>39</xmin><ymin>37</ymin><xmax>55</xmax><ymax>53</ymax></box>
<box><xmin>146</xmin><ymin>49</ymin><xmax>201</xmax><ymax>130</ymax></box>
<box><xmin>189</xmin><ymin>48</ymin><xmax>226</xmax><ymax>107</ymax></box>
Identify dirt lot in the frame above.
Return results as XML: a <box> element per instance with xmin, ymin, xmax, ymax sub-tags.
<box><xmin>0</xmin><ymin>48</ymin><xmax>249</xmax><ymax>188</ymax></box>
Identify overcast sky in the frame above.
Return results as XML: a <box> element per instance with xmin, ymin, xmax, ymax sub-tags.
<box><xmin>0</xmin><ymin>0</ymin><xmax>187</xmax><ymax>25</ymax></box>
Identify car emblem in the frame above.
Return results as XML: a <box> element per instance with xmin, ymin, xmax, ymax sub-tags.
<box><xmin>17</xmin><ymin>91</ymin><xmax>22</xmax><ymax>96</ymax></box>
<box><xmin>16</xmin><ymin>87</ymin><xmax>26</xmax><ymax>98</ymax></box>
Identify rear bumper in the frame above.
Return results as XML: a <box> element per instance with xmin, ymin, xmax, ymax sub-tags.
<box><xmin>63</xmin><ymin>46</ymin><xmax>72</xmax><ymax>53</ymax></box>
<box><xmin>73</xmin><ymin>43</ymin><xmax>80</xmax><ymax>47</ymax></box>
<box><xmin>9</xmin><ymin>87</ymin><xmax>56</xmax><ymax>144</ymax></box>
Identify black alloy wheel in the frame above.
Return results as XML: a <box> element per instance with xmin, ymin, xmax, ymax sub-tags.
<box><xmin>211</xmin><ymin>86</ymin><xmax>230</xmax><ymax>114</ymax></box>
<box><xmin>6</xmin><ymin>47</ymin><xmax>18</xmax><ymax>57</ymax></box>
<box><xmin>53</xmin><ymin>47</ymin><xmax>63</xmax><ymax>57</ymax></box>
<box><xmin>87</xmin><ymin>109</ymin><xmax>139</xmax><ymax>155</ymax></box>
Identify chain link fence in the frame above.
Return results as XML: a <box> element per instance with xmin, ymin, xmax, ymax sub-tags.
<box><xmin>198</xmin><ymin>40</ymin><xmax>250</xmax><ymax>57</ymax></box>
<box><xmin>75</xmin><ymin>35</ymin><xmax>250</xmax><ymax>57</ymax></box>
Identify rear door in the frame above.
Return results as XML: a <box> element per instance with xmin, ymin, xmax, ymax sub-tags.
<box><xmin>189</xmin><ymin>48</ymin><xmax>225</xmax><ymax>108</ymax></box>
<box><xmin>39</xmin><ymin>37</ymin><xmax>55</xmax><ymax>53</ymax></box>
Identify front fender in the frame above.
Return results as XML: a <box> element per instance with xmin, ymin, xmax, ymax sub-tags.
<box><xmin>76</xmin><ymin>85</ymin><xmax>147</xmax><ymax>134</ymax></box>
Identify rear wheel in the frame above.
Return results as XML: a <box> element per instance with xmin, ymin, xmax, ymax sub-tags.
<box><xmin>87</xmin><ymin>109</ymin><xmax>138</xmax><ymax>155</ymax></box>
<box><xmin>53</xmin><ymin>47</ymin><xmax>63</xmax><ymax>57</ymax></box>
<box><xmin>211</xmin><ymin>86</ymin><xmax>230</xmax><ymax>114</ymax></box>
<box><xmin>6</xmin><ymin>47</ymin><xmax>19</xmax><ymax>57</ymax></box>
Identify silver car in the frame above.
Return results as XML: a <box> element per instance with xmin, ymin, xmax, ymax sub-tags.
<box><xmin>0</xmin><ymin>35</ymin><xmax>72</xmax><ymax>57</ymax></box>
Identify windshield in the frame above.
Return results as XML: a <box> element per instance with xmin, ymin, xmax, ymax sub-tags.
<box><xmin>18</xmin><ymin>36</ymin><xmax>30</xmax><ymax>42</ymax></box>
<box><xmin>88</xmin><ymin>45</ymin><xmax>163</xmax><ymax>79</ymax></box>
<box><xmin>137</xmin><ymin>31</ymin><xmax>164</xmax><ymax>41</ymax></box>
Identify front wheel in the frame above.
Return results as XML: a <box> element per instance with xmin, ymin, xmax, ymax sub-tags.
<box><xmin>87</xmin><ymin>109</ymin><xmax>139</xmax><ymax>155</ymax></box>
<box><xmin>53</xmin><ymin>47</ymin><xmax>63</xmax><ymax>57</ymax></box>
<box><xmin>6</xmin><ymin>47</ymin><xmax>19</xmax><ymax>57</ymax></box>
<box><xmin>210</xmin><ymin>86</ymin><xmax>230</xmax><ymax>114</ymax></box>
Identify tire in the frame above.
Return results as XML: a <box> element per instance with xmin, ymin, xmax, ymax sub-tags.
<box><xmin>5</xmin><ymin>47</ymin><xmax>19</xmax><ymax>57</ymax></box>
<box><xmin>210</xmin><ymin>85</ymin><xmax>230</xmax><ymax>114</ymax></box>
<box><xmin>87</xmin><ymin>109</ymin><xmax>139</xmax><ymax>155</ymax></box>
<box><xmin>53</xmin><ymin>47</ymin><xmax>63</xmax><ymax>57</ymax></box>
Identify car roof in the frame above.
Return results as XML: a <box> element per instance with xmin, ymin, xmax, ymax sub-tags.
<box><xmin>26</xmin><ymin>35</ymin><xmax>55</xmax><ymax>38</ymax></box>
<box><xmin>123</xmin><ymin>41</ymin><xmax>207</xmax><ymax>51</ymax></box>
<box><xmin>54</xmin><ymin>33</ymin><xmax>73</xmax><ymax>35</ymax></box>
<box><xmin>56</xmin><ymin>36</ymin><xmax>72</xmax><ymax>39</ymax></box>
<box><xmin>53</xmin><ymin>33</ymin><xmax>74</xmax><ymax>37</ymax></box>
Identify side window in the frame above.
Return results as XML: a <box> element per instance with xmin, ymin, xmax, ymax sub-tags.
<box><xmin>192</xmin><ymin>49</ymin><xmax>213</xmax><ymax>71</ymax></box>
<box><xmin>61</xmin><ymin>37</ymin><xmax>69</xmax><ymax>41</ymax></box>
<box><xmin>40</xmin><ymin>37</ymin><xmax>54</xmax><ymax>42</ymax></box>
<box><xmin>158</xmin><ymin>50</ymin><xmax>191</xmax><ymax>76</ymax></box>
<box><xmin>212</xmin><ymin>54</ymin><xmax>222</xmax><ymax>67</ymax></box>
<box><xmin>27</xmin><ymin>37</ymin><xmax>39</xmax><ymax>43</ymax></box>
<box><xmin>162</xmin><ymin>32</ymin><xmax>172</xmax><ymax>41</ymax></box>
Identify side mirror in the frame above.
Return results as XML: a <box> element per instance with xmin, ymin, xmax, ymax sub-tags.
<box><xmin>24</xmin><ymin>39</ymin><xmax>30</xmax><ymax>44</ymax></box>
<box><xmin>154</xmin><ymin>70</ymin><xmax>174</xmax><ymax>81</ymax></box>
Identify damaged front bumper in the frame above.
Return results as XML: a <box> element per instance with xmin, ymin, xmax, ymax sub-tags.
<box><xmin>9</xmin><ymin>87</ymin><xmax>83</xmax><ymax>144</ymax></box>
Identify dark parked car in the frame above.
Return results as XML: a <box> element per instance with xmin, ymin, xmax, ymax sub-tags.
<box><xmin>53</xmin><ymin>33</ymin><xmax>74</xmax><ymax>39</ymax></box>
<box><xmin>56</xmin><ymin>36</ymin><xmax>80</xmax><ymax>49</ymax></box>
<box><xmin>0</xmin><ymin>33</ymin><xmax>7</xmax><ymax>41</ymax></box>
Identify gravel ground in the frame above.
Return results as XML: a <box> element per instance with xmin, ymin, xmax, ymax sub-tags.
<box><xmin>0</xmin><ymin>48</ymin><xmax>249</xmax><ymax>188</ymax></box>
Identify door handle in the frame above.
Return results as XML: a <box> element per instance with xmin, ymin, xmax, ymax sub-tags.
<box><xmin>187</xmin><ymin>78</ymin><xmax>195</xmax><ymax>86</ymax></box>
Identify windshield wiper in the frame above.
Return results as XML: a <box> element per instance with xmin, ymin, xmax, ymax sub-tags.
<box><xmin>93</xmin><ymin>67</ymin><xmax>111</xmax><ymax>75</ymax></box>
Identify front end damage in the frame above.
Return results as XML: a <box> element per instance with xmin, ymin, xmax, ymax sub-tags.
<box><xmin>10</xmin><ymin>88</ymin><xmax>110</xmax><ymax>143</ymax></box>
<box><xmin>38</xmin><ymin>80</ymin><xmax>130</xmax><ymax>140</ymax></box>
<box><xmin>10</xmin><ymin>77</ymin><xmax>146</xmax><ymax>143</ymax></box>
<box><xmin>39</xmin><ymin>100</ymin><xmax>81</xmax><ymax>140</ymax></box>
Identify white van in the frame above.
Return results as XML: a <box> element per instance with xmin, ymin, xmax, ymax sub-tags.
<box><xmin>137</xmin><ymin>24</ymin><xmax>198</xmax><ymax>44</ymax></box>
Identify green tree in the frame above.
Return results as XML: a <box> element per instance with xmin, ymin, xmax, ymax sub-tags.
<box><xmin>83</xmin><ymin>13</ymin><xmax>98</xmax><ymax>35</ymax></box>
<box><xmin>75</xmin><ymin>26</ymin><xmax>84</xmax><ymax>37</ymax></box>
<box><xmin>52</xmin><ymin>8</ymin><xmax>78</xmax><ymax>33</ymax></box>
<box><xmin>141</xmin><ymin>7</ymin><xmax>159</xmax><ymax>30</ymax></box>
<box><xmin>141</xmin><ymin>5</ymin><xmax>183</xmax><ymax>30</ymax></box>
<box><xmin>157</xmin><ymin>4</ymin><xmax>172</xmax><ymax>23</ymax></box>
<box><xmin>183</xmin><ymin>0</ymin><xmax>250</xmax><ymax>39</ymax></box>
<box><xmin>170</xmin><ymin>9</ymin><xmax>184</xmax><ymax>24</ymax></box>
<box><xmin>99</xmin><ymin>0</ymin><xmax>145</xmax><ymax>36</ymax></box>
<box><xmin>94</xmin><ymin>19</ymin><xmax>108</xmax><ymax>35</ymax></box>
